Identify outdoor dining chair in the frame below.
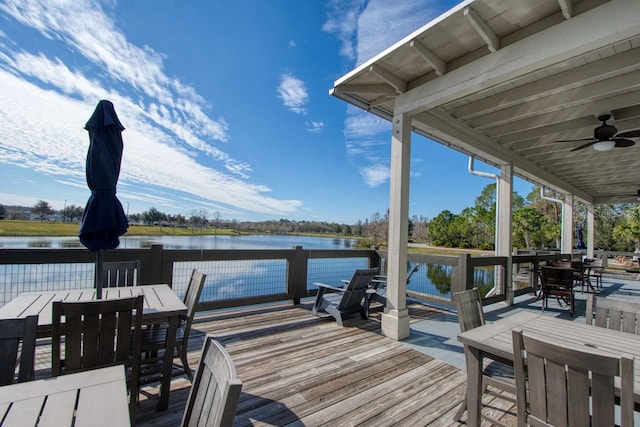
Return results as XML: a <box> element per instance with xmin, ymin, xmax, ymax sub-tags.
<box><xmin>181</xmin><ymin>336</ymin><xmax>242</xmax><ymax>427</ymax></box>
<box><xmin>512</xmin><ymin>329</ymin><xmax>634</xmax><ymax>426</ymax></box>
<box><xmin>52</xmin><ymin>295</ymin><xmax>144</xmax><ymax>423</ymax></box>
<box><xmin>140</xmin><ymin>269</ymin><xmax>206</xmax><ymax>382</ymax></box>
<box><xmin>0</xmin><ymin>315</ymin><xmax>38</xmax><ymax>385</ymax></box>
<box><xmin>102</xmin><ymin>260</ymin><xmax>141</xmax><ymax>287</ymax></box>
<box><xmin>540</xmin><ymin>266</ymin><xmax>576</xmax><ymax>316</ymax></box>
<box><xmin>586</xmin><ymin>294</ymin><xmax>640</xmax><ymax>334</ymax></box>
<box><xmin>452</xmin><ymin>288</ymin><xmax>515</xmax><ymax>424</ymax></box>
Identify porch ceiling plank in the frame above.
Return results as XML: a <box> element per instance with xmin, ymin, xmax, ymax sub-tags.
<box><xmin>468</xmin><ymin>69</ymin><xmax>640</xmax><ymax>130</ymax></box>
<box><xmin>450</xmin><ymin>47</ymin><xmax>640</xmax><ymax>121</ymax></box>
<box><xmin>332</xmin><ymin>84</ymin><xmax>397</xmax><ymax>96</ymax></box>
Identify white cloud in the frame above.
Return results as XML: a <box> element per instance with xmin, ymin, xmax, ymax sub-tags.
<box><xmin>306</xmin><ymin>121</ymin><xmax>324</xmax><ymax>133</ymax></box>
<box><xmin>325</xmin><ymin>0</ymin><xmax>443</xmax><ymax>188</ymax></box>
<box><xmin>277</xmin><ymin>73</ymin><xmax>308</xmax><ymax>115</ymax></box>
<box><xmin>0</xmin><ymin>0</ymin><xmax>303</xmax><ymax>217</ymax></box>
<box><xmin>361</xmin><ymin>164</ymin><xmax>389</xmax><ymax>187</ymax></box>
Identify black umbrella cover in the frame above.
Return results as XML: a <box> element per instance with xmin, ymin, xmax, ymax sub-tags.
<box><xmin>79</xmin><ymin>100</ymin><xmax>129</xmax><ymax>252</ymax></box>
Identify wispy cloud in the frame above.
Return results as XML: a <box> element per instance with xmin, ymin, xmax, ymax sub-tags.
<box><xmin>324</xmin><ymin>0</ymin><xmax>442</xmax><ymax>188</ymax></box>
<box><xmin>306</xmin><ymin>121</ymin><xmax>324</xmax><ymax>133</ymax></box>
<box><xmin>277</xmin><ymin>73</ymin><xmax>309</xmax><ymax>115</ymax></box>
<box><xmin>0</xmin><ymin>0</ymin><xmax>302</xmax><ymax>217</ymax></box>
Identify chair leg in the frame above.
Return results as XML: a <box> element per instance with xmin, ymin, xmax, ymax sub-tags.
<box><xmin>178</xmin><ymin>346</ymin><xmax>193</xmax><ymax>382</ymax></box>
<box><xmin>453</xmin><ymin>394</ymin><xmax>467</xmax><ymax>421</ymax></box>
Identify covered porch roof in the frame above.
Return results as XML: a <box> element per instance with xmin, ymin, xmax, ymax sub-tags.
<box><xmin>331</xmin><ymin>0</ymin><xmax>640</xmax><ymax>205</ymax></box>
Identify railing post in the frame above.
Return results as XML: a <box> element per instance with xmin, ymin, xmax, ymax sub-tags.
<box><xmin>369</xmin><ymin>250</ymin><xmax>382</xmax><ymax>272</ymax></box>
<box><xmin>288</xmin><ymin>246</ymin><xmax>309</xmax><ymax>305</ymax></box>
<box><xmin>452</xmin><ymin>253</ymin><xmax>473</xmax><ymax>299</ymax></box>
<box><xmin>147</xmin><ymin>244</ymin><xmax>170</xmax><ymax>287</ymax></box>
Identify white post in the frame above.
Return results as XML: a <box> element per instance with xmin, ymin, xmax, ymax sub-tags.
<box><xmin>562</xmin><ymin>195</ymin><xmax>574</xmax><ymax>255</ymax></box>
<box><xmin>587</xmin><ymin>205</ymin><xmax>595</xmax><ymax>259</ymax></box>
<box><xmin>497</xmin><ymin>165</ymin><xmax>513</xmax><ymax>304</ymax></box>
<box><xmin>381</xmin><ymin>113</ymin><xmax>411</xmax><ymax>340</ymax></box>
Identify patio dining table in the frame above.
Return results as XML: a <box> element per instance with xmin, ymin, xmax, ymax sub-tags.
<box><xmin>458</xmin><ymin>310</ymin><xmax>640</xmax><ymax>427</ymax></box>
<box><xmin>0</xmin><ymin>284</ymin><xmax>187</xmax><ymax>411</ymax></box>
<box><xmin>0</xmin><ymin>365</ymin><xmax>130</xmax><ymax>426</ymax></box>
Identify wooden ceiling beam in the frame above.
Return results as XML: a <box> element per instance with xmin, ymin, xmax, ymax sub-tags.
<box><xmin>557</xmin><ymin>0</ymin><xmax>573</xmax><ymax>19</ymax></box>
<box><xmin>409</xmin><ymin>39</ymin><xmax>447</xmax><ymax>76</ymax></box>
<box><xmin>463</xmin><ymin>7</ymin><xmax>499</xmax><ymax>53</ymax></box>
<box><xmin>369</xmin><ymin>64</ymin><xmax>407</xmax><ymax>94</ymax></box>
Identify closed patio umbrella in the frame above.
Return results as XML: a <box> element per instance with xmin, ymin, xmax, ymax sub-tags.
<box><xmin>79</xmin><ymin>100</ymin><xmax>128</xmax><ymax>298</ymax></box>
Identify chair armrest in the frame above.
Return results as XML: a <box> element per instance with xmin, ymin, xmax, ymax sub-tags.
<box><xmin>313</xmin><ymin>282</ymin><xmax>346</xmax><ymax>293</ymax></box>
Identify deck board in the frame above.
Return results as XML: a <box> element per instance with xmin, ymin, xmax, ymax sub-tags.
<box><xmin>32</xmin><ymin>301</ymin><xmax>516</xmax><ymax>426</ymax></box>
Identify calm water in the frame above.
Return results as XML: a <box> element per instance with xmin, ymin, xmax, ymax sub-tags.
<box><xmin>0</xmin><ymin>234</ymin><xmax>357</xmax><ymax>250</ymax></box>
<box><xmin>0</xmin><ymin>235</ymin><xmax>495</xmax><ymax>303</ymax></box>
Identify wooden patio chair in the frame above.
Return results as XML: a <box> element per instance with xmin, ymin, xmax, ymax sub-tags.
<box><xmin>181</xmin><ymin>336</ymin><xmax>242</xmax><ymax>427</ymax></box>
<box><xmin>102</xmin><ymin>260</ymin><xmax>141</xmax><ymax>287</ymax></box>
<box><xmin>586</xmin><ymin>294</ymin><xmax>640</xmax><ymax>334</ymax></box>
<box><xmin>140</xmin><ymin>269</ymin><xmax>206</xmax><ymax>382</ymax></box>
<box><xmin>540</xmin><ymin>266</ymin><xmax>575</xmax><ymax>316</ymax></box>
<box><xmin>512</xmin><ymin>329</ymin><xmax>634</xmax><ymax>427</ymax></box>
<box><xmin>0</xmin><ymin>315</ymin><xmax>38</xmax><ymax>385</ymax></box>
<box><xmin>586</xmin><ymin>257</ymin><xmax>605</xmax><ymax>289</ymax></box>
<box><xmin>52</xmin><ymin>295</ymin><xmax>144</xmax><ymax>423</ymax></box>
<box><xmin>452</xmin><ymin>288</ymin><xmax>515</xmax><ymax>425</ymax></box>
<box><xmin>311</xmin><ymin>267</ymin><xmax>378</xmax><ymax>326</ymax></box>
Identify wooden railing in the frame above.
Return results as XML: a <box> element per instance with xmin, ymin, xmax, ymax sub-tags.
<box><xmin>0</xmin><ymin>245</ymin><xmax>571</xmax><ymax>310</ymax></box>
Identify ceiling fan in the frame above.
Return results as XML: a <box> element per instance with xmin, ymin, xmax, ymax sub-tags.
<box><xmin>557</xmin><ymin>113</ymin><xmax>640</xmax><ymax>152</ymax></box>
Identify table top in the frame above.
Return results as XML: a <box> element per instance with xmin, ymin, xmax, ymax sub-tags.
<box><xmin>0</xmin><ymin>284</ymin><xmax>187</xmax><ymax>333</ymax></box>
<box><xmin>0</xmin><ymin>365</ymin><xmax>130</xmax><ymax>426</ymax></box>
<box><xmin>458</xmin><ymin>310</ymin><xmax>640</xmax><ymax>401</ymax></box>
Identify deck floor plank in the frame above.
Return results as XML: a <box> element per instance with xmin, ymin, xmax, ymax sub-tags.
<box><xmin>31</xmin><ymin>301</ymin><xmax>516</xmax><ymax>426</ymax></box>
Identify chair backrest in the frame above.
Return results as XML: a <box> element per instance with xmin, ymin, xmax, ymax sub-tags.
<box><xmin>52</xmin><ymin>295</ymin><xmax>143</xmax><ymax>376</ymax></box>
<box><xmin>103</xmin><ymin>260</ymin><xmax>141</xmax><ymax>287</ymax></box>
<box><xmin>181</xmin><ymin>269</ymin><xmax>207</xmax><ymax>344</ymax></box>
<box><xmin>586</xmin><ymin>295</ymin><xmax>640</xmax><ymax>334</ymax></box>
<box><xmin>512</xmin><ymin>329</ymin><xmax>634</xmax><ymax>427</ymax></box>
<box><xmin>337</xmin><ymin>268</ymin><xmax>378</xmax><ymax>310</ymax></box>
<box><xmin>0</xmin><ymin>315</ymin><xmax>38</xmax><ymax>385</ymax></box>
<box><xmin>453</xmin><ymin>288</ymin><xmax>485</xmax><ymax>333</ymax></box>
<box><xmin>540</xmin><ymin>266</ymin><xmax>574</xmax><ymax>288</ymax></box>
<box><xmin>181</xmin><ymin>336</ymin><xmax>242</xmax><ymax>427</ymax></box>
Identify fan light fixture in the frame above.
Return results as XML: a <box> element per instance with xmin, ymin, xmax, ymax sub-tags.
<box><xmin>592</xmin><ymin>140</ymin><xmax>615</xmax><ymax>151</ymax></box>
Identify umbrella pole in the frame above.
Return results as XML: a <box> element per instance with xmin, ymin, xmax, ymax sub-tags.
<box><xmin>96</xmin><ymin>250</ymin><xmax>103</xmax><ymax>299</ymax></box>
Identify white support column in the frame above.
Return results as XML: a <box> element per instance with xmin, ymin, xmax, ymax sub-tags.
<box><xmin>497</xmin><ymin>165</ymin><xmax>513</xmax><ymax>304</ymax></box>
<box><xmin>587</xmin><ymin>205</ymin><xmax>595</xmax><ymax>259</ymax></box>
<box><xmin>562</xmin><ymin>195</ymin><xmax>574</xmax><ymax>255</ymax></box>
<box><xmin>381</xmin><ymin>113</ymin><xmax>411</xmax><ymax>340</ymax></box>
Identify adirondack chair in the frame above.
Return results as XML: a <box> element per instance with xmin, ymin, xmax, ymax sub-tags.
<box><xmin>311</xmin><ymin>268</ymin><xmax>378</xmax><ymax>326</ymax></box>
<box><xmin>513</xmin><ymin>329</ymin><xmax>634</xmax><ymax>427</ymax></box>
<box><xmin>181</xmin><ymin>336</ymin><xmax>242</xmax><ymax>427</ymax></box>
<box><xmin>586</xmin><ymin>294</ymin><xmax>640</xmax><ymax>334</ymax></box>
<box><xmin>363</xmin><ymin>263</ymin><xmax>419</xmax><ymax>315</ymax></box>
<box><xmin>452</xmin><ymin>288</ymin><xmax>515</xmax><ymax>424</ymax></box>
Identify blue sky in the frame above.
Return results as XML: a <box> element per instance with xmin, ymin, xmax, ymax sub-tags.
<box><xmin>0</xmin><ymin>0</ymin><xmax>532</xmax><ymax>224</ymax></box>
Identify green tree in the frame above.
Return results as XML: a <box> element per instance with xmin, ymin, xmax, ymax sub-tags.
<box><xmin>0</xmin><ymin>204</ymin><xmax>5</xmax><ymax>220</ymax></box>
<box><xmin>613</xmin><ymin>205</ymin><xmax>640</xmax><ymax>253</ymax></box>
<box><xmin>513</xmin><ymin>206</ymin><xmax>546</xmax><ymax>249</ymax></box>
<box><xmin>61</xmin><ymin>204</ymin><xmax>83</xmax><ymax>222</ymax></box>
<box><xmin>32</xmin><ymin>200</ymin><xmax>53</xmax><ymax>222</ymax></box>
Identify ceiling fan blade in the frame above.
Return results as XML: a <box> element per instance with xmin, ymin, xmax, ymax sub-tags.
<box><xmin>613</xmin><ymin>138</ymin><xmax>635</xmax><ymax>148</ymax></box>
<box><xmin>555</xmin><ymin>137</ymin><xmax>595</xmax><ymax>142</ymax></box>
<box><xmin>570</xmin><ymin>141</ymin><xmax>595</xmax><ymax>152</ymax></box>
<box><xmin>617</xmin><ymin>129</ymin><xmax>640</xmax><ymax>138</ymax></box>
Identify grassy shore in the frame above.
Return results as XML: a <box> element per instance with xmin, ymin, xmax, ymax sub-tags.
<box><xmin>0</xmin><ymin>220</ymin><xmax>240</xmax><ymax>237</ymax></box>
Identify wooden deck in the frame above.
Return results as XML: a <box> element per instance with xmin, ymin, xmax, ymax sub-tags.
<box><xmin>131</xmin><ymin>301</ymin><xmax>516</xmax><ymax>426</ymax></box>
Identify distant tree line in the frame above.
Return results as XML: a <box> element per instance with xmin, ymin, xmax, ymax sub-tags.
<box><xmin>1</xmin><ymin>186</ymin><xmax>638</xmax><ymax>253</ymax></box>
